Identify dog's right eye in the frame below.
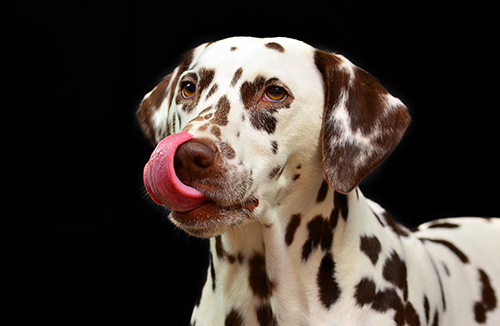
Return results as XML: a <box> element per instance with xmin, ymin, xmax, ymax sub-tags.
<box><xmin>181</xmin><ymin>82</ymin><xmax>197</xmax><ymax>99</ymax></box>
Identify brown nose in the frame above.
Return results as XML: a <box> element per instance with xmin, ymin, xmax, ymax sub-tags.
<box><xmin>174</xmin><ymin>139</ymin><xmax>218</xmax><ymax>186</ymax></box>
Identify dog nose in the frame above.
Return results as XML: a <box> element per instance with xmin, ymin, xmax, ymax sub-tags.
<box><xmin>174</xmin><ymin>139</ymin><xmax>217</xmax><ymax>186</ymax></box>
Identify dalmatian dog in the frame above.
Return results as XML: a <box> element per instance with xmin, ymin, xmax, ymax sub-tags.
<box><xmin>137</xmin><ymin>37</ymin><xmax>499</xmax><ymax>325</ymax></box>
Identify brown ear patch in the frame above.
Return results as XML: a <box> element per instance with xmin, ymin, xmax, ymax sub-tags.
<box><xmin>315</xmin><ymin>50</ymin><xmax>411</xmax><ymax>193</ymax></box>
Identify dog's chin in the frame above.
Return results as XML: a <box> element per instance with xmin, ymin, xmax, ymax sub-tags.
<box><xmin>169</xmin><ymin>198</ymin><xmax>259</xmax><ymax>238</ymax></box>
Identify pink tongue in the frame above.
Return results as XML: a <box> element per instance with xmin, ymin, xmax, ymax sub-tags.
<box><xmin>143</xmin><ymin>132</ymin><xmax>208</xmax><ymax>212</ymax></box>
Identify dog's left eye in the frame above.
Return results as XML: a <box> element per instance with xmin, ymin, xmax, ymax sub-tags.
<box><xmin>264</xmin><ymin>86</ymin><xmax>287</xmax><ymax>102</ymax></box>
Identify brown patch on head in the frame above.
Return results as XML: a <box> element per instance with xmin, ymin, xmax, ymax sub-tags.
<box><xmin>265</xmin><ymin>42</ymin><xmax>285</xmax><ymax>53</ymax></box>
<box><xmin>206</xmin><ymin>83</ymin><xmax>219</xmax><ymax>99</ymax></box>
<box><xmin>231</xmin><ymin>68</ymin><xmax>243</xmax><ymax>86</ymax></box>
<box><xmin>212</xmin><ymin>95</ymin><xmax>231</xmax><ymax>126</ymax></box>
<box><xmin>219</xmin><ymin>142</ymin><xmax>236</xmax><ymax>159</ymax></box>
<box><xmin>240</xmin><ymin>75</ymin><xmax>267</xmax><ymax>108</ymax></box>
<box><xmin>248</xmin><ymin>252</ymin><xmax>275</xmax><ymax>299</ymax></box>
<box><xmin>198</xmin><ymin>68</ymin><xmax>215</xmax><ymax>94</ymax></box>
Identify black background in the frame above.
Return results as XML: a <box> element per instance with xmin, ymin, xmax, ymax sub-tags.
<box><xmin>26</xmin><ymin>2</ymin><xmax>497</xmax><ymax>325</ymax></box>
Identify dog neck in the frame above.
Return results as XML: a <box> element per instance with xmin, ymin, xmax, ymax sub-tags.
<box><xmin>190</xmin><ymin>175</ymin><xmax>413</xmax><ymax>325</ymax></box>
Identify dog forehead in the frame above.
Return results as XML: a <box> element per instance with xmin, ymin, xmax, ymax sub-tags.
<box><xmin>189</xmin><ymin>37</ymin><xmax>318</xmax><ymax>81</ymax></box>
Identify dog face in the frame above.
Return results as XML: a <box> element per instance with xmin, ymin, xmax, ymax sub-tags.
<box><xmin>137</xmin><ymin>37</ymin><xmax>410</xmax><ymax>237</ymax></box>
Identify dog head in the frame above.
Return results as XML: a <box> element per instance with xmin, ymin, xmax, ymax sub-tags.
<box><xmin>137</xmin><ymin>37</ymin><xmax>410</xmax><ymax>237</ymax></box>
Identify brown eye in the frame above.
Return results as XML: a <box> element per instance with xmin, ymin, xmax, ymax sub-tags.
<box><xmin>264</xmin><ymin>86</ymin><xmax>287</xmax><ymax>102</ymax></box>
<box><xmin>181</xmin><ymin>82</ymin><xmax>196</xmax><ymax>98</ymax></box>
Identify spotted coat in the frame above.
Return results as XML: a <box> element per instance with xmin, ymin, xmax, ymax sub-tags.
<box><xmin>137</xmin><ymin>37</ymin><xmax>500</xmax><ymax>325</ymax></box>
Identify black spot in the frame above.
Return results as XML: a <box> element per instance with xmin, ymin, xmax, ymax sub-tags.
<box><xmin>317</xmin><ymin>252</ymin><xmax>341</xmax><ymax>309</ymax></box>
<box><xmin>268</xmin><ymin>165</ymin><xmax>282</xmax><ymax>179</ymax></box>
<box><xmin>301</xmin><ymin>215</ymin><xmax>333</xmax><ymax>261</ymax></box>
<box><xmin>210</xmin><ymin>252</ymin><xmax>216</xmax><ymax>291</ymax></box>
<box><xmin>355</xmin><ymin>277</ymin><xmax>376</xmax><ymax>307</ymax></box>
<box><xmin>248</xmin><ymin>252</ymin><xmax>275</xmax><ymax>299</ymax></box>
<box><xmin>360</xmin><ymin>235</ymin><xmax>382</xmax><ymax>265</ymax></box>
<box><xmin>331</xmin><ymin>191</ymin><xmax>348</xmax><ymax>223</ymax></box>
<box><xmin>285</xmin><ymin>214</ymin><xmax>301</xmax><ymax>246</ymax></box>
<box><xmin>420</xmin><ymin>238</ymin><xmax>469</xmax><ymax>264</ymax></box>
<box><xmin>316</xmin><ymin>179</ymin><xmax>329</xmax><ymax>203</ymax></box>
<box><xmin>382</xmin><ymin>251</ymin><xmax>408</xmax><ymax>300</ymax></box>
<box><xmin>270</xmin><ymin>140</ymin><xmax>278</xmax><ymax>154</ymax></box>
<box><xmin>428</xmin><ymin>222</ymin><xmax>460</xmax><ymax>229</ymax></box>
<box><xmin>225</xmin><ymin>308</ymin><xmax>244</xmax><ymax>326</ymax></box>
<box><xmin>405</xmin><ymin>302</ymin><xmax>421</xmax><ymax>326</ymax></box>
<box><xmin>474</xmin><ymin>268</ymin><xmax>497</xmax><ymax>323</ymax></box>
<box><xmin>383</xmin><ymin>211</ymin><xmax>410</xmax><ymax>237</ymax></box>
<box><xmin>424</xmin><ymin>295</ymin><xmax>430</xmax><ymax>323</ymax></box>
<box><xmin>256</xmin><ymin>303</ymin><xmax>278</xmax><ymax>326</ymax></box>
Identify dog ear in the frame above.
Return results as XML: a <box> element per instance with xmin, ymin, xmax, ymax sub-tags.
<box><xmin>315</xmin><ymin>50</ymin><xmax>411</xmax><ymax>194</ymax></box>
<box><xmin>136</xmin><ymin>50</ymin><xmax>194</xmax><ymax>146</ymax></box>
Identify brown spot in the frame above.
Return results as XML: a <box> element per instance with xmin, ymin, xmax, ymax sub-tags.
<box><xmin>230</xmin><ymin>46</ymin><xmax>238</xmax><ymax>51</ymax></box>
<box><xmin>249</xmin><ymin>110</ymin><xmax>278</xmax><ymax>134</ymax></box>
<box><xmin>420</xmin><ymin>238</ymin><xmax>469</xmax><ymax>264</ymax></box>
<box><xmin>241</xmin><ymin>75</ymin><xmax>266</xmax><ymax>107</ymax></box>
<box><xmin>285</xmin><ymin>214</ymin><xmax>301</xmax><ymax>246</ymax></box>
<box><xmin>219</xmin><ymin>142</ymin><xmax>236</xmax><ymax>159</ymax></box>
<box><xmin>382</xmin><ymin>251</ymin><xmax>408</xmax><ymax>300</ymax></box>
<box><xmin>360</xmin><ymin>235</ymin><xmax>382</xmax><ymax>265</ymax></box>
<box><xmin>474</xmin><ymin>268</ymin><xmax>497</xmax><ymax>323</ymax></box>
<box><xmin>231</xmin><ymin>68</ymin><xmax>243</xmax><ymax>86</ymax></box>
<box><xmin>265</xmin><ymin>42</ymin><xmax>285</xmax><ymax>53</ymax></box>
<box><xmin>317</xmin><ymin>252</ymin><xmax>341</xmax><ymax>308</ymax></box>
<box><xmin>268</xmin><ymin>165</ymin><xmax>285</xmax><ymax>179</ymax></box>
<box><xmin>198</xmin><ymin>68</ymin><xmax>215</xmax><ymax>94</ymax></box>
<box><xmin>206</xmin><ymin>83</ymin><xmax>219</xmax><ymax>99</ymax></box>
<box><xmin>256</xmin><ymin>303</ymin><xmax>278</xmax><ymax>326</ymax></box>
<box><xmin>210</xmin><ymin>125</ymin><xmax>221</xmax><ymax>138</ymax></box>
<box><xmin>292</xmin><ymin>174</ymin><xmax>300</xmax><ymax>180</ymax></box>
<box><xmin>270</xmin><ymin>140</ymin><xmax>278</xmax><ymax>154</ymax></box>
<box><xmin>248</xmin><ymin>252</ymin><xmax>275</xmax><ymax>299</ymax></box>
<box><xmin>213</xmin><ymin>95</ymin><xmax>231</xmax><ymax>126</ymax></box>
<box><xmin>316</xmin><ymin>179</ymin><xmax>329</xmax><ymax>203</ymax></box>
<box><xmin>225</xmin><ymin>308</ymin><xmax>244</xmax><ymax>326</ymax></box>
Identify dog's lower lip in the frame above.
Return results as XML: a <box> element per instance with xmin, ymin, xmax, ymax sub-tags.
<box><xmin>172</xmin><ymin>197</ymin><xmax>259</xmax><ymax>221</ymax></box>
